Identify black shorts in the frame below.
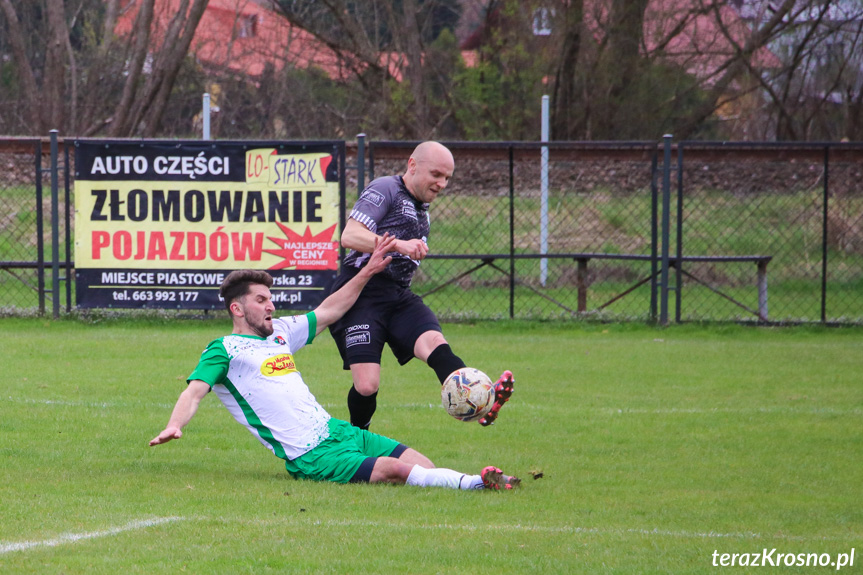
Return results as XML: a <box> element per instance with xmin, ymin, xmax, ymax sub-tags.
<box><xmin>329</xmin><ymin>270</ymin><xmax>441</xmax><ymax>369</ymax></box>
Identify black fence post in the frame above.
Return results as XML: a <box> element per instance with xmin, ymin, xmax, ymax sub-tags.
<box><xmin>659</xmin><ymin>135</ymin><xmax>673</xmax><ymax>325</ymax></box>
<box><xmin>35</xmin><ymin>140</ymin><xmax>45</xmax><ymax>316</ymax></box>
<box><xmin>675</xmin><ymin>141</ymin><xmax>684</xmax><ymax>323</ymax></box>
<box><xmin>650</xmin><ymin>149</ymin><xmax>658</xmax><ymax>322</ymax></box>
<box><xmin>509</xmin><ymin>145</ymin><xmax>515</xmax><ymax>319</ymax></box>
<box><xmin>368</xmin><ymin>140</ymin><xmax>375</xmax><ymax>182</ymax></box>
<box><xmin>50</xmin><ymin>130</ymin><xmax>60</xmax><ymax>319</ymax></box>
<box><xmin>356</xmin><ymin>133</ymin><xmax>366</xmax><ymax>194</ymax></box>
<box><xmin>64</xmin><ymin>143</ymin><xmax>72</xmax><ymax>312</ymax></box>
<box><xmin>821</xmin><ymin>145</ymin><xmax>829</xmax><ymax>323</ymax></box>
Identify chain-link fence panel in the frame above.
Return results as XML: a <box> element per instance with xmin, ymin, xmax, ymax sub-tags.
<box><xmin>0</xmin><ymin>139</ymin><xmax>73</xmax><ymax>315</ymax></box>
<box><xmin>366</xmin><ymin>142</ymin><xmax>661</xmax><ymax>321</ymax></box>
<box><xmin>364</xmin><ymin>140</ymin><xmax>863</xmax><ymax>324</ymax></box>
<box><xmin>3</xmin><ymin>138</ymin><xmax>861</xmax><ymax>324</ymax></box>
<box><xmin>0</xmin><ymin>143</ymin><xmax>42</xmax><ymax>311</ymax></box>
<box><xmin>825</xmin><ymin>148</ymin><xmax>863</xmax><ymax>323</ymax></box>
<box><xmin>676</xmin><ymin>143</ymin><xmax>863</xmax><ymax>324</ymax></box>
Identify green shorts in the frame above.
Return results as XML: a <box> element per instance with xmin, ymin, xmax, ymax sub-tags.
<box><xmin>284</xmin><ymin>418</ymin><xmax>404</xmax><ymax>483</ymax></box>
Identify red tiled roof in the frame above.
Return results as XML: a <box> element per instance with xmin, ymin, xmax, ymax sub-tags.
<box><xmin>115</xmin><ymin>0</ymin><xmax>358</xmax><ymax>79</ymax></box>
<box><xmin>460</xmin><ymin>0</ymin><xmax>781</xmax><ymax>83</ymax></box>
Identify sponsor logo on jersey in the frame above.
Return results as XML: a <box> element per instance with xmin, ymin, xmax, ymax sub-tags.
<box><xmin>345</xmin><ymin>330</ymin><xmax>371</xmax><ymax>347</ymax></box>
<box><xmin>261</xmin><ymin>353</ymin><xmax>297</xmax><ymax>376</ymax></box>
<box><xmin>360</xmin><ymin>190</ymin><xmax>385</xmax><ymax>207</ymax></box>
<box><xmin>274</xmin><ymin>336</ymin><xmax>287</xmax><ymax>345</ymax></box>
<box><xmin>401</xmin><ymin>200</ymin><xmax>418</xmax><ymax>220</ymax></box>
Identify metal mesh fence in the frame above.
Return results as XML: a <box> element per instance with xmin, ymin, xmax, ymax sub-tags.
<box><xmin>368</xmin><ymin>142</ymin><xmax>662</xmax><ymax>321</ymax></box>
<box><xmin>0</xmin><ymin>143</ymin><xmax>42</xmax><ymax>312</ymax></box>
<box><xmin>366</xmin><ymin>140</ymin><xmax>863</xmax><ymax>324</ymax></box>
<box><xmin>0</xmin><ymin>139</ymin><xmax>72</xmax><ymax>314</ymax></box>
<box><xmin>1</xmin><ymin>137</ymin><xmax>861</xmax><ymax>324</ymax></box>
<box><xmin>675</xmin><ymin>143</ymin><xmax>863</xmax><ymax>324</ymax></box>
<box><xmin>824</xmin><ymin>149</ymin><xmax>863</xmax><ymax>323</ymax></box>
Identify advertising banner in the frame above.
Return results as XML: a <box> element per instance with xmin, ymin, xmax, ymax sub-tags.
<box><xmin>74</xmin><ymin>140</ymin><xmax>344</xmax><ymax>309</ymax></box>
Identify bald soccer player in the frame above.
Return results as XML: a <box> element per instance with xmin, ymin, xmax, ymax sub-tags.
<box><xmin>327</xmin><ymin>142</ymin><xmax>514</xmax><ymax>430</ymax></box>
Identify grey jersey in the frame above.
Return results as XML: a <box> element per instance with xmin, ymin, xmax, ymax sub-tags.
<box><xmin>343</xmin><ymin>175</ymin><xmax>430</xmax><ymax>287</ymax></box>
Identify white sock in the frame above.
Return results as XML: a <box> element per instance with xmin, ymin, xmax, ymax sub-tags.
<box><xmin>406</xmin><ymin>465</ymin><xmax>484</xmax><ymax>490</ymax></box>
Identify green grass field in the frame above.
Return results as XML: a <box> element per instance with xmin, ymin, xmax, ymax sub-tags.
<box><xmin>1</xmin><ymin>318</ymin><xmax>861</xmax><ymax>573</ymax></box>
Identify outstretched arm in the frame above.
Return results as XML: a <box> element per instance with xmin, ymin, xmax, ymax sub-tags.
<box><xmin>149</xmin><ymin>379</ymin><xmax>211</xmax><ymax>446</ymax></box>
<box><xmin>342</xmin><ymin>218</ymin><xmax>428</xmax><ymax>261</ymax></box>
<box><xmin>312</xmin><ymin>233</ymin><xmax>395</xmax><ymax>334</ymax></box>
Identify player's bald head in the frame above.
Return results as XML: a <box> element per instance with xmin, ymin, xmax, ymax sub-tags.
<box><xmin>410</xmin><ymin>141</ymin><xmax>453</xmax><ymax>169</ymax></box>
<box><xmin>403</xmin><ymin>141</ymin><xmax>454</xmax><ymax>204</ymax></box>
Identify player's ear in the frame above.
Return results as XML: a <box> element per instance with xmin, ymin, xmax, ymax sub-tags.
<box><xmin>229</xmin><ymin>300</ymin><xmax>244</xmax><ymax>318</ymax></box>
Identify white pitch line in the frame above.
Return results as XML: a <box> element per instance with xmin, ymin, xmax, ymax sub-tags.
<box><xmin>313</xmin><ymin>518</ymin><xmax>759</xmax><ymax>539</ymax></box>
<box><xmin>319</xmin><ymin>402</ymin><xmax>862</xmax><ymax>416</ymax></box>
<box><xmin>245</xmin><ymin>518</ymin><xmax>853</xmax><ymax>543</ymax></box>
<box><xmin>5</xmin><ymin>397</ymin><xmax>210</xmax><ymax>410</ymax></box>
<box><xmin>9</xmin><ymin>396</ymin><xmax>862</xmax><ymax>417</ymax></box>
<box><xmin>0</xmin><ymin>517</ymin><xmax>185</xmax><ymax>555</ymax></box>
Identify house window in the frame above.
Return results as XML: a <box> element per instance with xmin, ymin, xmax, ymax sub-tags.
<box><xmin>237</xmin><ymin>14</ymin><xmax>258</xmax><ymax>39</ymax></box>
<box><xmin>533</xmin><ymin>7</ymin><xmax>553</xmax><ymax>36</ymax></box>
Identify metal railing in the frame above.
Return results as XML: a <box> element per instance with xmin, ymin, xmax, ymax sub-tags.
<box><xmin>2</xmin><ymin>135</ymin><xmax>861</xmax><ymax>324</ymax></box>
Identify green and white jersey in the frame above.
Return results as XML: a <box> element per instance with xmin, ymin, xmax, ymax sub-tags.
<box><xmin>188</xmin><ymin>312</ymin><xmax>332</xmax><ymax>461</ymax></box>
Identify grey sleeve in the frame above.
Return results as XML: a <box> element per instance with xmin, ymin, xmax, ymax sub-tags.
<box><xmin>348</xmin><ymin>183</ymin><xmax>394</xmax><ymax>233</ymax></box>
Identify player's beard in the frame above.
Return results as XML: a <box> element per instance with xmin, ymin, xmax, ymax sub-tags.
<box><xmin>245</xmin><ymin>311</ymin><xmax>274</xmax><ymax>338</ymax></box>
<box><xmin>250</xmin><ymin>318</ymin><xmax>274</xmax><ymax>338</ymax></box>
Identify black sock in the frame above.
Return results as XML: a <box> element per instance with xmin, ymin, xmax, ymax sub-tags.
<box><xmin>427</xmin><ymin>343</ymin><xmax>467</xmax><ymax>384</ymax></box>
<box><xmin>347</xmin><ymin>386</ymin><xmax>377</xmax><ymax>430</ymax></box>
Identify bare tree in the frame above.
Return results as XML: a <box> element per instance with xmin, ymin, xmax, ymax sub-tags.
<box><xmin>552</xmin><ymin>0</ymin><xmax>585</xmax><ymax>139</ymax></box>
<box><xmin>109</xmin><ymin>0</ymin><xmax>209</xmax><ymax>136</ymax></box>
<box><xmin>1</xmin><ymin>0</ymin><xmax>46</xmax><ymax>132</ymax></box>
<box><xmin>546</xmin><ymin>0</ymin><xmax>814</xmax><ymax>140</ymax></box>
<box><xmin>274</xmin><ymin>0</ymin><xmax>460</xmax><ymax>138</ymax></box>
<box><xmin>751</xmin><ymin>0</ymin><xmax>863</xmax><ymax>140</ymax></box>
<box><xmin>0</xmin><ymin>0</ymin><xmax>209</xmax><ymax>137</ymax></box>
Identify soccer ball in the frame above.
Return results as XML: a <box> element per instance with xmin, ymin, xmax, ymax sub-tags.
<box><xmin>441</xmin><ymin>368</ymin><xmax>495</xmax><ymax>422</ymax></box>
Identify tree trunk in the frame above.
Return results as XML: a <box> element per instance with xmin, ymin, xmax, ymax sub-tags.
<box><xmin>140</xmin><ymin>0</ymin><xmax>210</xmax><ymax>137</ymax></box>
<box><xmin>591</xmin><ymin>0</ymin><xmax>650</xmax><ymax>138</ymax></box>
<box><xmin>0</xmin><ymin>0</ymin><xmax>42</xmax><ymax>132</ymax></box>
<box><xmin>400</xmin><ymin>0</ymin><xmax>428</xmax><ymax>137</ymax></box>
<box><xmin>551</xmin><ymin>0</ymin><xmax>584</xmax><ymax>139</ymax></box>
<box><xmin>108</xmin><ymin>0</ymin><xmax>209</xmax><ymax>137</ymax></box>
<box><xmin>108</xmin><ymin>0</ymin><xmax>156</xmax><ymax>136</ymax></box>
<box><xmin>43</xmin><ymin>0</ymin><xmax>71</xmax><ymax>130</ymax></box>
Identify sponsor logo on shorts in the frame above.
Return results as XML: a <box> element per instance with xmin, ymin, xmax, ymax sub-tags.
<box><xmin>345</xmin><ymin>324</ymin><xmax>370</xmax><ymax>333</ymax></box>
<box><xmin>360</xmin><ymin>190</ymin><xmax>385</xmax><ymax>207</ymax></box>
<box><xmin>261</xmin><ymin>353</ymin><xmax>297</xmax><ymax>376</ymax></box>
<box><xmin>345</xmin><ymin>331</ymin><xmax>371</xmax><ymax>347</ymax></box>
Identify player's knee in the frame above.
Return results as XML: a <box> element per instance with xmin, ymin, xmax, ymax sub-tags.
<box><xmin>399</xmin><ymin>447</ymin><xmax>435</xmax><ymax>469</ymax></box>
<box><xmin>415</xmin><ymin>331</ymin><xmax>448</xmax><ymax>361</ymax></box>
<box><xmin>425</xmin><ymin>331</ymin><xmax>448</xmax><ymax>348</ymax></box>
<box><xmin>371</xmin><ymin>458</ymin><xmax>414</xmax><ymax>484</ymax></box>
<box><xmin>350</xmin><ymin>364</ymin><xmax>381</xmax><ymax>395</ymax></box>
<box><xmin>353</xmin><ymin>379</ymin><xmax>380</xmax><ymax>395</ymax></box>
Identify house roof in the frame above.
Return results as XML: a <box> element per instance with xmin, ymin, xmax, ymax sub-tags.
<box><xmin>115</xmin><ymin>0</ymin><xmax>779</xmax><ymax>88</ymax></box>
<box><xmin>640</xmin><ymin>0</ymin><xmax>782</xmax><ymax>81</ymax></box>
<box><xmin>458</xmin><ymin>0</ymin><xmax>781</xmax><ymax>83</ymax></box>
<box><xmin>115</xmin><ymin>0</ymin><xmax>359</xmax><ymax>79</ymax></box>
